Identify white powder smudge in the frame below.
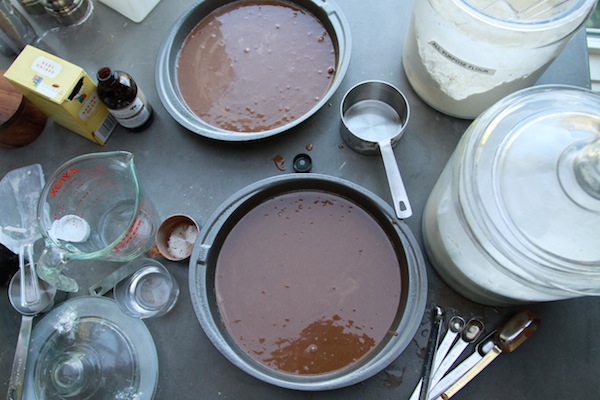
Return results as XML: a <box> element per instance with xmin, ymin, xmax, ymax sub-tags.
<box><xmin>54</xmin><ymin>306</ymin><xmax>78</xmax><ymax>341</ymax></box>
<box><xmin>49</xmin><ymin>214</ymin><xmax>91</xmax><ymax>243</ymax></box>
<box><xmin>115</xmin><ymin>388</ymin><xmax>143</xmax><ymax>399</ymax></box>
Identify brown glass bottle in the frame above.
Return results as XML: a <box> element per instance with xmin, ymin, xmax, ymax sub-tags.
<box><xmin>96</xmin><ymin>67</ymin><xmax>153</xmax><ymax>132</ymax></box>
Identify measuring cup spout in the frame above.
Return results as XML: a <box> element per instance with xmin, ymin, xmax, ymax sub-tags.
<box><xmin>36</xmin><ymin>245</ymin><xmax>78</xmax><ymax>292</ymax></box>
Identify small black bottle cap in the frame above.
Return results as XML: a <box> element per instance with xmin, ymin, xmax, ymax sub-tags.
<box><xmin>293</xmin><ymin>153</ymin><xmax>312</xmax><ymax>173</ymax></box>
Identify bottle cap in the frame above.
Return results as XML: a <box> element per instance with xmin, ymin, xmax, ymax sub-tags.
<box><xmin>293</xmin><ymin>153</ymin><xmax>312</xmax><ymax>173</ymax></box>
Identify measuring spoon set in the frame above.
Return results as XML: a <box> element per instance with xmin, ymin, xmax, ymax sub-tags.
<box><xmin>411</xmin><ymin>309</ymin><xmax>540</xmax><ymax>400</ymax></box>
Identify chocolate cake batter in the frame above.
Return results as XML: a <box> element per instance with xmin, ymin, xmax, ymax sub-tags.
<box><xmin>177</xmin><ymin>0</ymin><xmax>336</xmax><ymax>132</ymax></box>
<box><xmin>215</xmin><ymin>191</ymin><xmax>402</xmax><ymax>375</ymax></box>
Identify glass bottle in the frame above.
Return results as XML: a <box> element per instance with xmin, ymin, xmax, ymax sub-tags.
<box><xmin>40</xmin><ymin>0</ymin><xmax>93</xmax><ymax>26</ymax></box>
<box><xmin>96</xmin><ymin>67</ymin><xmax>153</xmax><ymax>132</ymax></box>
<box><xmin>0</xmin><ymin>0</ymin><xmax>38</xmax><ymax>55</ymax></box>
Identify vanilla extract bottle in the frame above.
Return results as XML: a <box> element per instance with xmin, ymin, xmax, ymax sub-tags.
<box><xmin>96</xmin><ymin>67</ymin><xmax>153</xmax><ymax>131</ymax></box>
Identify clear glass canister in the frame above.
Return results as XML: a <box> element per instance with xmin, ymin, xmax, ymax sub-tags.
<box><xmin>403</xmin><ymin>0</ymin><xmax>598</xmax><ymax>119</ymax></box>
<box><xmin>422</xmin><ymin>85</ymin><xmax>600</xmax><ymax>305</ymax></box>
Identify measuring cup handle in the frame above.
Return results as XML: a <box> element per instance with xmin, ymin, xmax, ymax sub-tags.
<box><xmin>36</xmin><ymin>246</ymin><xmax>79</xmax><ymax>293</ymax></box>
<box><xmin>379</xmin><ymin>140</ymin><xmax>413</xmax><ymax>219</ymax></box>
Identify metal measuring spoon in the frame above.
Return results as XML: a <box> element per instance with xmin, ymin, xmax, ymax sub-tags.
<box><xmin>435</xmin><ymin>310</ymin><xmax>540</xmax><ymax>400</ymax></box>
<box><xmin>7</xmin><ymin>272</ymin><xmax>56</xmax><ymax>400</ymax></box>
<box><xmin>433</xmin><ymin>316</ymin><xmax>466</xmax><ymax>375</ymax></box>
<box><xmin>429</xmin><ymin>318</ymin><xmax>485</xmax><ymax>386</ymax></box>
<box><xmin>428</xmin><ymin>330</ymin><xmax>497</xmax><ymax>399</ymax></box>
<box><xmin>410</xmin><ymin>316</ymin><xmax>466</xmax><ymax>400</ymax></box>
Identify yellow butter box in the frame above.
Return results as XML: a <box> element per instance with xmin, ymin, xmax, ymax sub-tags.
<box><xmin>3</xmin><ymin>45</ymin><xmax>117</xmax><ymax>145</ymax></box>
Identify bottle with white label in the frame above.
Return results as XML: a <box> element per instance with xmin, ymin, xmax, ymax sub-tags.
<box><xmin>96</xmin><ymin>67</ymin><xmax>153</xmax><ymax>132</ymax></box>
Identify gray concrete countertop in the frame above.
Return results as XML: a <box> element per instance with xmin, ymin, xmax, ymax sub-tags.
<box><xmin>0</xmin><ymin>0</ymin><xmax>597</xmax><ymax>399</ymax></box>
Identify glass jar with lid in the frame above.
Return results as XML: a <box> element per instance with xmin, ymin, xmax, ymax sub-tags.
<box><xmin>422</xmin><ymin>85</ymin><xmax>600</xmax><ymax>305</ymax></box>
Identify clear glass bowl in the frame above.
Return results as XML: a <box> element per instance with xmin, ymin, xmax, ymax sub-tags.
<box><xmin>24</xmin><ymin>296</ymin><xmax>158</xmax><ymax>399</ymax></box>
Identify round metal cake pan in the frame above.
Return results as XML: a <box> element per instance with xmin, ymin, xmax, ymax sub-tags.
<box><xmin>155</xmin><ymin>0</ymin><xmax>352</xmax><ymax>141</ymax></box>
<box><xmin>189</xmin><ymin>174</ymin><xmax>428</xmax><ymax>390</ymax></box>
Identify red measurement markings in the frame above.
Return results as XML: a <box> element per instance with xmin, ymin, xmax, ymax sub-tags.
<box><xmin>50</xmin><ymin>168</ymin><xmax>79</xmax><ymax>198</ymax></box>
<box><xmin>50</xmin><ymin>166</ymin><xmax>111</xmax><ymax>220</ymax></box>
<box><xmin>114</xmin><ymin>216</ymin><xmax>143</xmax><ymax>253</ymax></box>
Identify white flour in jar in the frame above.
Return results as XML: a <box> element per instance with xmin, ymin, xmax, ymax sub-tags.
<box><xmin>421</xmin><ymin>164</ymin><xmax>568</xmax><ymax>304</ymax></box>
<box><xmin>413</xmin><ymin>0</ymin><xmax>556</xmax><ymax>100</ymax></box>
<box><xmin>403</xmin><ymin>0</ymin><xmax>579</xmax><ymax>117</ymax></box>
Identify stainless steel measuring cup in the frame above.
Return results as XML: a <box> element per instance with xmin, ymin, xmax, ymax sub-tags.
<box><xmin>39</xmin><ymin>0</ymin><xmax>93</xmax><ymax>26</ymax></box>
<box><xmin>340</xmin><ymin>80</ymin><xmax>412</xmax><ymax>219</ymax></box>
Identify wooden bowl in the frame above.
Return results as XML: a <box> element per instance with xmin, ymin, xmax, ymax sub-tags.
<box><xmin>0</xmin><ymin>70</ymin><xmax>47</xmax><ymax>148</ymax></box>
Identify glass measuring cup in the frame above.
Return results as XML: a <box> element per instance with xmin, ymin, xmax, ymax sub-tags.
<box><xmin>36</xmin><ymin>151</ymin><xmax>159</xmax><ymax>292</ymax></box>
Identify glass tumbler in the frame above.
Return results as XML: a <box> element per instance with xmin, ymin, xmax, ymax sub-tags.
<box><xmin>403</xmin><ymin>0</ymin><xmax>598</xmax><ymax>119</ymax></box>
<box><xmin>113</xmin><ymin>258</ymin><xmax>180</xmax><ymax>318</ymax></box>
